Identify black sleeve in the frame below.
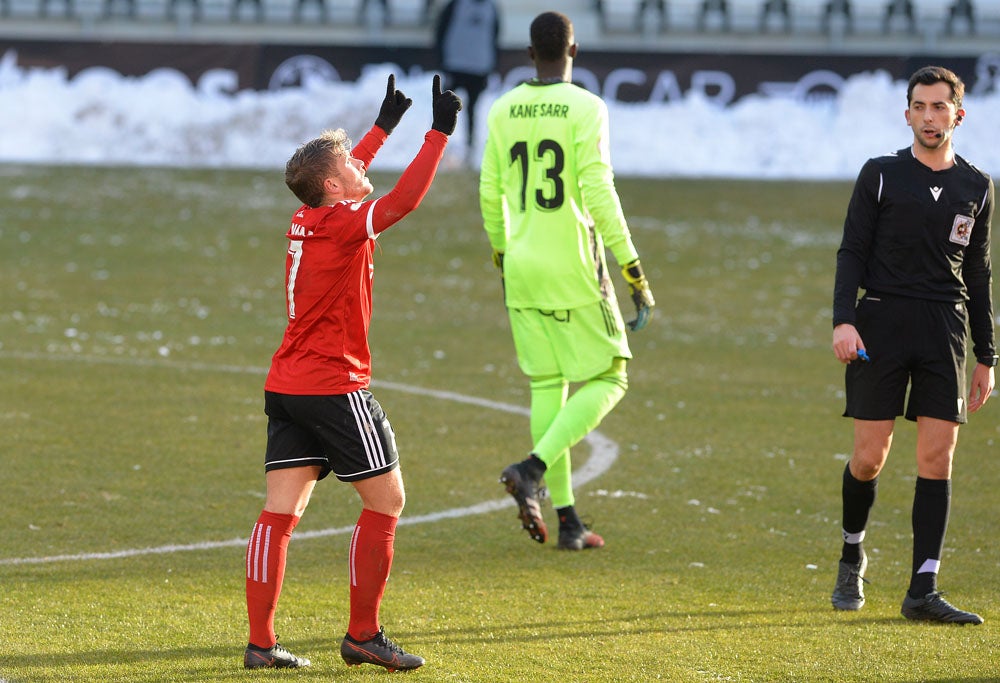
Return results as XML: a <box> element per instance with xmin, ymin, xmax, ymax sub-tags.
<box><xmin>833</xmin><ymin>159</ymin><xmax>880</xmax><ymax>327</ymax></box>
<box><xmin>963</xmin><ymin>178</ymin><xmax>996</xmax><ymax>361</ymax></box>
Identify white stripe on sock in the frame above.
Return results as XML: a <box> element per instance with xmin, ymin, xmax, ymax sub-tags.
<box><xmin>261</xmin><ymin>525</ymin><xmax>272</xmax><ymax>584</ymax></box>
<box><xmin>349</xmin><ymin>524</ymin><xmax>361</xmax><ymax>587</ymax></box>
<box><xmin>917</xmin><ymin>559</ymin><xmax>941</xmax><ymax>574</ymax></box>
<box><xmin>842</xmin><ymin>529</ymin><xmax>866</xmax><ymax>544</ymax></box>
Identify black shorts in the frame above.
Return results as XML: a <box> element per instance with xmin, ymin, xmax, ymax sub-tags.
<box><xmin>844</xmin><ymin>293</ymin><xmax>968</xmax><ymax>423</ymax></box>
<box><xmin>263</xmin><ymin>390</ymin><xmax>400</xmax><ymax>482</ymax></box>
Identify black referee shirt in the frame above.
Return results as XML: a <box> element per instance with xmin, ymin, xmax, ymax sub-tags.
<box><xmin>834</xmin><ymin>146</ymin><xmax>996</xmax><ymax>360</ymax></box>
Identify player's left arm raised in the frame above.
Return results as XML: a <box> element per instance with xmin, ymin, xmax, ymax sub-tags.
<box><xmin>366</xmin><ymin>76</ymin><xmax>461</xmax><ymax>234</ymax></box>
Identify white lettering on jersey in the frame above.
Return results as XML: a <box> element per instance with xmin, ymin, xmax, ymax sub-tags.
<box><xmin>286</xmin><ymin>240</ymin><xmax>304</xmax><ymax>319</ymax></box>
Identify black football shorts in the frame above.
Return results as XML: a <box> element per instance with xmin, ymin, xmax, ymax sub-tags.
<box><xmin>263</xmin><ymin>390</ymin><xmax>400</xmax><ymax>482</ymax></box>
<box><xmin>844</xmin><ymin>293</ymin><xmax>968</xmax><ymax>423</ymax></box>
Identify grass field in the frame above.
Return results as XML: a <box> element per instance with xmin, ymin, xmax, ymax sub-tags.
<box><xmin>1</xmin><ymin>163</ymin><xmax>998</xmax><ymax>682</ymax></box>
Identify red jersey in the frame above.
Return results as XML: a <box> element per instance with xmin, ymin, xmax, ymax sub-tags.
<box><xmin>265</xmin><ymin>127</ymin><xmax>449</xmax><ymax>395</ymax></box>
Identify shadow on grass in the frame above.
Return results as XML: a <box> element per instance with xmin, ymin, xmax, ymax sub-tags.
<box><xmin>380</xmin><ymin>606</ymin><xmax>916</xmax><ymax>644</ymax></box>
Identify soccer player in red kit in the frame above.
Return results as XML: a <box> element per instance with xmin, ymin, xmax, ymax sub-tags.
<box><xmin>243</xmin><ymin>74</ymin><xmax>461</xmax><ymax>672</ymax></box>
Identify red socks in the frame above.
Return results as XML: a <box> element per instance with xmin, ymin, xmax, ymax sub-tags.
<box><xmin>347</xmin><ymin>509</ymin><xmax>398</xmax><ymax>642</ymax></box>
<box><xmin>245</xmin><ymin>510</ymin><xmax>299</xmax><ymax>648</ymax></box>
<box><xmin>245</xmin><ymin>508</ymin><xmax>399</xmax><ymax>646</ymax></box>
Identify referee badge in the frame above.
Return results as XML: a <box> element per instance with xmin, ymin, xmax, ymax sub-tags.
<box><xmin>949</xmin><ymin>214</ymin><xmax>974</xmax><ymax>246</ymax></box>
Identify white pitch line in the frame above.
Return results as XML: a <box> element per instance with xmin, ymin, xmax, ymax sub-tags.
<box><xmin>0</xmin><ymin>351</ymin><xmax>619</xmax><ymax>565</ymax></box>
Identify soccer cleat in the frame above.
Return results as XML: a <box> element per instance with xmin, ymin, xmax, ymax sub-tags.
<box><xmin>901</xmin><ymin>591</ymin><xmax>983</xmax><ymax>625</ymax></box>
<box><xmin>243</xmin><ymin>639</ymin><xmax>311</xmax><ymax>669</ymax></box>
<box><xmin>831</xmin><ymin>552</ymin><xmax>868</xmax><ymax>610</ymax></box>
<box><xmin>340</xmin><ymin>627</ymin><xmax>425</xmax><ymax>671</ymax></box>
<box><xmin>499</xmin><ymin>462</ymin><xmax>548</xmax><ymax>543</ymax></box>
<box><xmin>558</xmin><ymin>524</ymin><xmax>604</xmax><ymax>550</ymax></box>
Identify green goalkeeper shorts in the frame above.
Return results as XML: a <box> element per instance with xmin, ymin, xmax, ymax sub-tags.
<box><xmin>507</xmin><ymin>298</ymin><xmax>632</xmax><ymax>382</ymax></box>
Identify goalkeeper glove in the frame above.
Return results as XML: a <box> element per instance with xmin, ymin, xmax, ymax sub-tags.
<box><xmin>373</xmin><ymin>74</ymin><xmax>412</xmax><ymax>135</ymax></box>
<box><xmin>431</xmin><ymin>74</ymin><xmax>463</xmax><ymax>136</ymax></box>
<box><xmin>621</xmin><ymin>259</ymin><xmax>655</xmax><ymax>331</ymax></box>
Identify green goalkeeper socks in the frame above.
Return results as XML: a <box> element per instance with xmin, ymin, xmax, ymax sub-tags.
<box><xmin>529</xmin><ymin>375</ymin><xmax>572</xmax><ymax>506</ymax></box>
<box><xmin>531</xmin><ymin>359</ymin><xmax>628</xmax><ymax>507</ymax></box>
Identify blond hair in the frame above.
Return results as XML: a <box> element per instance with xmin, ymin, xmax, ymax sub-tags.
<box><xmin>284</xmin><ymin>129</ymin><xmax>352</xmax><ymax>207</ymax></box>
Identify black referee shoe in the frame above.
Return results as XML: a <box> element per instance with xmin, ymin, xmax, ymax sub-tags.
<box><xmin>243</xmin><ymin>639</ymin><xmax>311</xmax><ymax>669</ymax></box>
<box><xmin>901</xmin><ymin>591</ymin><xmax>983</xmax><ymax>625</ymax></box>
<box><xmin>831</xmin><ymin>552</ymin><xmax>868</xmax><ymax>611</ymax></box>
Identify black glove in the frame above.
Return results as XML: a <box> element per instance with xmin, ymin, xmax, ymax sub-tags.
<box><xmin>431</xmin><ymin>74</ymin><xmax>462</xmax><ymax>136</ymax></box>
<box><xmin>621</xmin><ymin>259</ymin><xmax>655</xmax><ymax>331</ymax></box>
<box><xmin>374</xmin><ymin>74</ymin><xmax>412</xmax><ymax>135</ymax></box>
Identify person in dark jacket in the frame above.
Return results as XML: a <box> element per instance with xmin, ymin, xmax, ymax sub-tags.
<box><xmin>435</xmin><ymin>0</ymin><xmax>500</xmax><ymax>157</ymax></box>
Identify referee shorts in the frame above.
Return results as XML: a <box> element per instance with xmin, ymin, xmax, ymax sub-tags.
<box><xmin>263</xmin><ymin>390</ymin><xmax>400</xmax><ymax>483</ymax></box>
<box><xmin>844</xmin><ymin>293</ymin><xmax>968</xmax><ymax>423</ymax></box>
<box><xmin>508</xmin><ymin>298</ymin><xmax>632</xmax><ymax>382</ymax></box>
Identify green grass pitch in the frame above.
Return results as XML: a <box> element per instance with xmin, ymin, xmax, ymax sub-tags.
<box><xmin>1</xmin><ymin>164</ymin><xmax>997</xmax><ymax>682</ymax></box>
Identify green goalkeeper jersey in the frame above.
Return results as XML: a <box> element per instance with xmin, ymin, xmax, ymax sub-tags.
<box><xmin>480</xmin><ymin>80</ymin><xmax>640</xmax><ymax>310</ymax></box>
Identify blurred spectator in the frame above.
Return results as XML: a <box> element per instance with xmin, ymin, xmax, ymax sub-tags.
<box><xmin>602</xmin><ymin>0</ymin><xmax>667</xmax><ymax>33</ymax></box>
<box><xmin>697</xmin><ymin>0</ymin><xmax>730</xmax><ymax>31</ymax></box>
<box><xmin>357</xmin><ymin>0</ymin><xmax>389</xmax><ymax>25</ymax></box>
<box><xmin>421</xmin><ymin>0</ymin><xmax>436</xmax><ymax>24</ymax></box>
<box><xmin>434</xmin><ymin>0</ymin><xmax>500</xmax><ymax>155</ymax></box>
<box><xmin>167</xmin><ymin>0</ymin><xmax>201</xmax><ymax>20</ymax></box>
<box><xmin>293</xmin><ymin>0</ymin><xmax>326</xmax><ymax>22</ymax></box>
<box><xmin>882</xmin><ymin>0</ymin><xmax>915</xmax><ymax>33</ymax></box>
<box><xmin>945</xmin><ymin>0</ymin><xmax>975</xmax><ymax>35</ymax></box>
<box><xmin>759</xmin><ymin>0</ymin><xmax>792</xmax><ymax>33</ymax></box>
<box><xmin>231</xmin><ymin>0</ymin><xmax>264</xmax><ymax>21</ymax></box>
<box><xmin>821</xmin><ymin>0</ymin><xmax>852</xmax><ymax>34</ymax></box>
<box><xmin>103</xmin><ymin>0</ymin><xmax>136</xmax><ymax>18</ymax></box>
<box><xmin>40</xmin><ymin>0</ymin><xmax>72</xmax><ymax>17</ymax></box>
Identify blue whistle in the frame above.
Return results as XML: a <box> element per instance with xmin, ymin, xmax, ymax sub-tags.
<box><xmin>856</xmin><ymin>349</ymin><xmax>870</xmax><ymax>362</ymax></box>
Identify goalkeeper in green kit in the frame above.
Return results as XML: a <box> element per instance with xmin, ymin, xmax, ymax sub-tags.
<box><xmin>479</xmin><ymin>10</ymin><xmax>655</xmax><ymax>550</ymax></box>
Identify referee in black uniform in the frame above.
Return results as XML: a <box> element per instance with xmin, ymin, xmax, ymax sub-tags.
<box><xmin>830</xmin><ymin>65</ymin><xmax>995</xmax><ymax>624</ymax></box>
